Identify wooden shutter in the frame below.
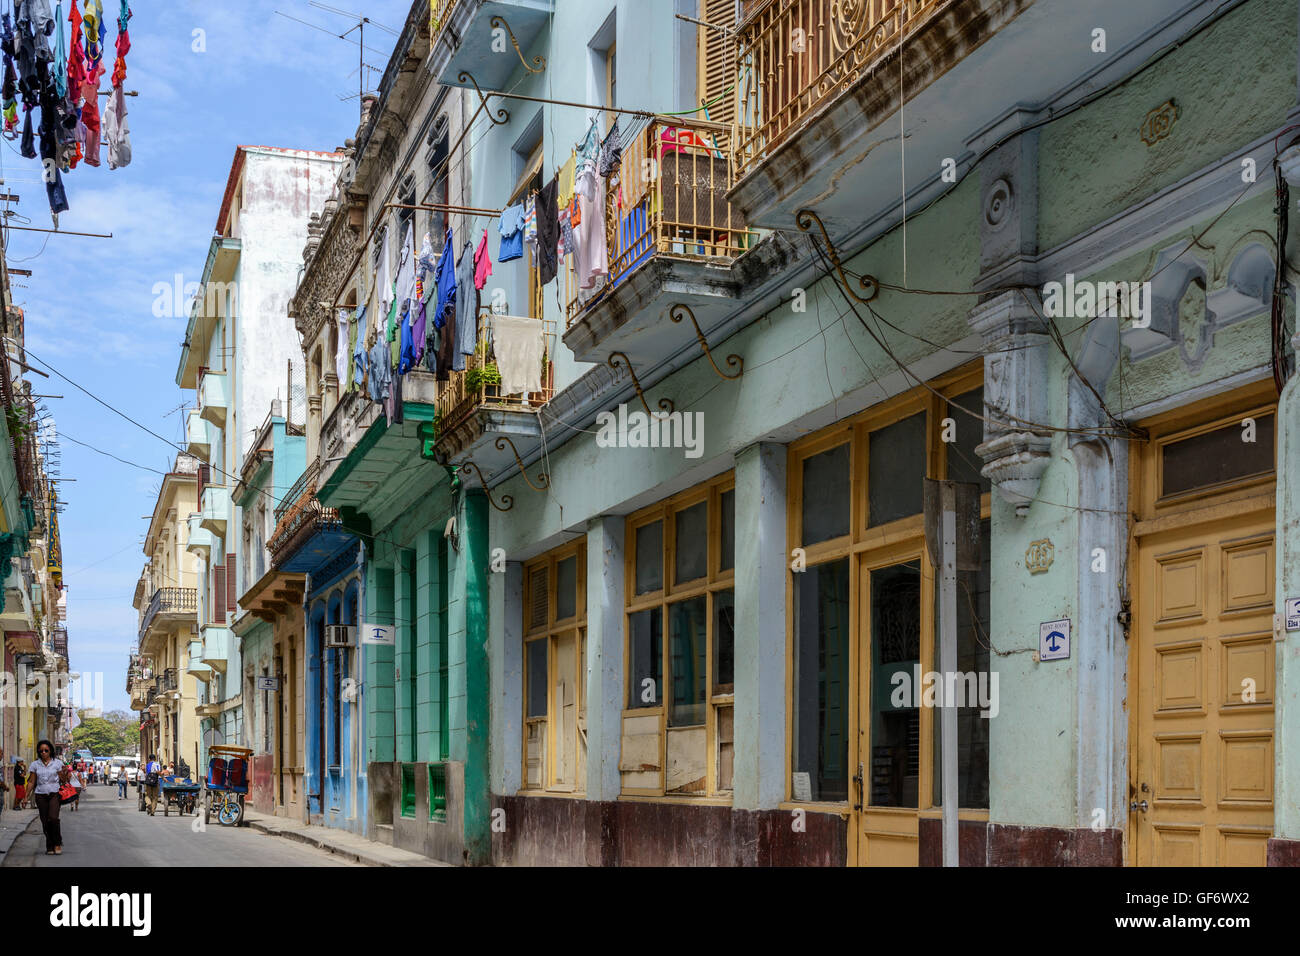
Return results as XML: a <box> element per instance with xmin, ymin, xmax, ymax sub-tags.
<box><xmin>528</xmin><ymin>566</ymin><xmax>549</xmax><ymax>632</ymax></box>
<box><xmin>698</xmin><ymin>0</ymin><xmax>736</xmax><ymax>127</ymax></box>
<box><xmin>226</xmin><ymin>552</ymin><xmax>237</xmax><ymax>611</ymax></box>
<box><xmin>213</xmin><ymin>566</ymin><xmax>226</xmax><ymax>624</ymax></box>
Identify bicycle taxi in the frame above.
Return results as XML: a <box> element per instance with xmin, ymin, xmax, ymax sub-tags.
<box><xmin>203</xmin><ymin>744</ymin><xmax>251</xmax><ymax>826</ymax></box>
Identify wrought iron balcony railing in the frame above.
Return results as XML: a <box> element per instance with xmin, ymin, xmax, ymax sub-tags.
<box><xmin>434</xmin><ymin>320</ymin><xmax>555</xmax><ymax>441</ymax></box>
<box><xmin>138</xmin><ymin>587</ymin><xmax>198</xmax><ymax>642</ymax></box>
<box><xmin>268</xmin><ymin>488</ymin><xmax>342</xmax><ymax>567</ymax></box>
<box><xmin>565</xmin><ymin>115</ymin><xmax>756</xmax><ymax>324</ymax></box>
<box><xmin>734</xmin><ymin>0</ymin><xmax>955</xmax><ymax>176</ymax></box>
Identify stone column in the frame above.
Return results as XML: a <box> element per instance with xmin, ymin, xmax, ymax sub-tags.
<box><xmin>585</xmin><ymin>515</ymin><xmax>625</xmax><ymax>802</ymax></box>
<box><xmin>733</xmin><ymin>442</ymin><xmax>787</xmax><ymax>810</ymax></box>
<box><xmin>489</xmin><ymin>558</ymin><xmax>523</xmax><ymax>796</ymax></box>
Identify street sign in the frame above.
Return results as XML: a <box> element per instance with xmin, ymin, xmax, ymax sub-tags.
<box><xmin>1286</xmin><ymin>598</ymin><xmax>1300</xmax><ymax>632</ymax></box>
<box><xmin>1039</xmin><ymin>619</ymin><xmax>1071</xmax><ymax>661</ymax></box>
<box><xmin>361</xmin><ymin>622</ymin><xmax>395</xmax><ymax>646</ymax></box>
<box><xmin>255</xmin><ymin>676</ymin><xmax>280</xmax><ymax>691</ymax></box>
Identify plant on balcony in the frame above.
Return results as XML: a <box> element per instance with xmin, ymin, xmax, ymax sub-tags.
<box><xmin>466</xmin><ymin>363</ymin><xmax>501</xmax><ymax>393</ymax></box>
<box><xmin>4</xmin><ymin>403</ymin><xmax>30</xmax><ymax>446</ymax></box>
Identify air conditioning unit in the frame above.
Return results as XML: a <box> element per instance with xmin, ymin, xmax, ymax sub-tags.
<box><xmin>324</xmin><ymin>625</ymin><xmax>355</xmax><ymax>647</ymax></box>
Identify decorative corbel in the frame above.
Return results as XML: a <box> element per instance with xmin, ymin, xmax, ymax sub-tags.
<box><xmin>458</xmin><ymin>70</ymin><xmax>510</xmax><ymax>126</ymax></box>
<box><xmin>607</xmin><ymin>352</ymin><xmax>674</xmax><ymax>417</ymax></box>
<box><xmin>670</xmin><ymin>304</ymin><xmax>742</xmax><ymax>380</ymax></box>
<box><xmin>494</xmin><ymin>436</ymin><xmax>548</xmax><ymax>492</ymax></box>
<box><xmin>795</xmin><ymin>208</ymin><xmax>878</xmax><ymax>302</ymax></box>
<box><xmin>489</xmin><ymin>15</ymin><xmax>546</xmax><ymax>74</ymax></box>
<box><xmin>458</xmin><ymin>460</ymin><xmax>512</xmax><ymax>512</ymax></box>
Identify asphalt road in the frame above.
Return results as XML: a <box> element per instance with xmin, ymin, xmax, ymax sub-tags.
<box><xmin>2</xmin><ymin>783</ymin><xmax>358</xmax><ymax>867</ymax></box>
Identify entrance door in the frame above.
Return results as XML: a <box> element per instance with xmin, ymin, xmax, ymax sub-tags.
<box><xmin>855</xmin><ymin>550</ymin><xmax>930</xmax><ymax>865</ymax></box>
<box><xmin>1133</xmin><ymin>509</ymin><xmax>1274</xmax><ymax>865</ymax></box>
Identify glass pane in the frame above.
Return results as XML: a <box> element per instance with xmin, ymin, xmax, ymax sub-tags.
<box><xmin>947</xmin><ymin>388</ymin><xmax>990</xmax><ymax>494</ymax></box>
<box><xmin>668</xmin><ymin>597</ymin><xmax>707</xmax><ymax>726</ymax></box>
<box><xmin>801</xmin><ymin>444</ymin><xmax>850</xmax><ymax>545</ymax></box>
<box><xmin>1162</xmin><ymin>414</ymin><xmax>1274</xmax><ymax>497</ymax></box>
<box><xmin>868</xmin><ymin>412</ymin><xmax>926</xmax><ymax>526</ymax></box>
<box><xmin>869</xmin><ymin>562</ymin><xmax>921</xmax><ymax>808</ymax></box>
<box><xmin>674</xmin><ymin>502</ymin><xmax>708</xmax><ymax>584</ymax></box>
<box><xmin>556</xmin><ymin>556</ymin><xmax>577</xmax><ymax>620</ymax></box>
<box><xmin>635</xmin><ymin>520</ymin><xmax>663</xmax><ymax>595</ymax></box>
<box><xmin>714</xmin><ymin>589</ymin><xmax>735</xmax><ymax>693</ymax></box>
<box><xmin>526</xmin><ymin>639</ymin><xmax>547</xmax><ymax>719</ymax></box>
<box><xmin>933</xmin><ymin>520</ymin><xmax>991</xmax><ymax>810</ymax></box>
<box><xmin>792</xmin><ymin>558</ymin><xmax>851</xmax><ymax>802</ymax></box>
<box><xmin>719</xmin><ymin>489</ymin><xmax>735</xmax><ymax>571</ymax></box>
<box><xmin>628</xmin><ymin>608</ymin><xmax>662</xmax><ymax>708</ymax></box>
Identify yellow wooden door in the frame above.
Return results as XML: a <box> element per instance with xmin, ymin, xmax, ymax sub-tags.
<box><xmin>855</xmin><ymin>549</ymin><xmax>930</xmax><ymax>865</ymax></box>
<box><xmin>1133</xmin><ymin>509</ymin><xmax>1275</xmax><ymax>865</ymax></box>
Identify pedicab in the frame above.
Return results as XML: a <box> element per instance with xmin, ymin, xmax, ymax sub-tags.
<box><xmin>159</xmin><ymin>774</ymin><xmax>200</xmax><ymax>816</ymax></box>
<box><xmin>203</xmin><ymin>744</ymin><xmax>251</xmax><ymax>827</ymax></box>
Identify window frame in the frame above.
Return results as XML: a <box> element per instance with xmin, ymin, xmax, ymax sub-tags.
<box><xmin>622</xmin><ymin>472</ymin><xmax>736</xmax><ymax>800</ymax></box>
<box><xmin>521</xmin><ymin>539</ymin><xmax>588</xmax><ymax>795</ymax></box>
<box><xmin>784</xmin><ymin>362</ymin><xmax>992</xmax><ymax>823</ymax></box>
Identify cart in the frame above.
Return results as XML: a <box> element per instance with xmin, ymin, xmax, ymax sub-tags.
<box><xmin>159</xmin><ymin>775</ymin><xmax>200</xmax><ymax>816</ymax></box>
<box><xmin>203</xmin><ymin>745</ymin><xmax>251</xmax><ymax>827</ymax></box>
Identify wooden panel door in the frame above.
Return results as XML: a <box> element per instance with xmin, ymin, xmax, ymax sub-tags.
<box><xmin>1133</xmin><ymin>510</ymin><xmax>1274</xmax><ymax>865</ymax></box>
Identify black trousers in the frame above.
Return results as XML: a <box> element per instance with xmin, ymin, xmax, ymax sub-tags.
<box><xmin>34</xmin><ymin>792</ymin><xmax>62</xmax><ymax>851</ymax></box>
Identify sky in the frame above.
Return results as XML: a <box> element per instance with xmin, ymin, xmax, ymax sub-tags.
<box><xmin>5</xmin><ymin>0</ymin><xmax>420</xmax><ymax>713</ymax></box>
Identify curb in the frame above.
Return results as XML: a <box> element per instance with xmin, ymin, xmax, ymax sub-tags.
<box><xmin>0</xmin><ymin>809</ymin><xmax>41</xmax><ymax>858</ymax></box>
<box><xmin>243</xmin><ymin>817</ymin><xmax>386</xmax><ymax>867</ymax></box>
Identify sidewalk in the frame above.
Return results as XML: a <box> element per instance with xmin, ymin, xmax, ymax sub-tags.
<box><xmin>0</xmin><ymin>808</ymin><xmax>39</xmax><ymax>857</ymax></box>
<box><xmin>242</xmin><ymin>809</ymin><xmax>447</xmax><ymax>866</ymax></box>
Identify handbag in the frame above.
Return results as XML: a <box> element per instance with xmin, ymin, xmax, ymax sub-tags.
<box><xmin>58</xmin><ymin>783</ymin><xmax>77</xmax><ymax>804</ymax></box>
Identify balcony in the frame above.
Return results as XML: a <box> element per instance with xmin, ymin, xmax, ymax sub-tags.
<box><xmin>186</xmin><ymin>512</ymin><xmax>215</xmax><ymax>560</ymax></box>
<box><xmin>432</xmin><ymin>0</ymin><xmax>554</xmax><ymax>92</ymax></box>
<box><xmin>187</xmin><ymin>639</ymin><xmax>211</xmax><ymax>682</ymax></box>
<box><xmin>268</xmin><ymin>492</ymin><xmax>349</xmax><ymax>573</ymax></box>
<box><xmin>562</xmin><ymin>116</ymin><xmax>758</xmax><ymax>369</ymax></box>
<box><xmin>138</xmin><ymin>587</ymin><xmax>198</xmax><ymax>644</ymax></box>
<box><xmin>198</xmin><ymin>369</ymin><xmax>228</xmax><ymax>428</ymax></box>
<box><xmin>317</xmin><ymin>372</ymin><xmax>439</xmax><ymax>514</ymax></box>
<box><xmin>201</xmin><ymin>625</ymin><xmax>232</xmax><ymax>673</ymax></box>
<box><xmin>728</xmin><ymin>0</ymin><xmax>1194</xmax><ymax>233</ymax></box>
<box><xmin>432</xmin><ymin>319</ymin><xmax>553</xmax><ymax>477</ymax></box>
<box><xmin>199</xmin><ymin>483</ymin><xmax>230</xmax><ymax>538</ymax></box>
<box><xmin>186</xmin><ymin>408</ymin><xmax>213</xmax><ymax>460</ymax></box>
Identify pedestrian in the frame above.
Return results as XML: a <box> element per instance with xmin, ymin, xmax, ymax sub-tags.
<box><xmin>13</xmin><ymin>759</ymin><xmax>27</xmax><ymax>809</ymax></box>
<box><xmin>142</xmin><ymin>753</ymin><xmax>161</xmax><ymax>815</ymax></box>
<box><xmin>116</xmin><ymin>765</ymin><xmax>128</xmax><ymax>799</ymax></box>
<box><xmin>69</xmin><ymin>762</ymin><xmax>84</xmax><ymax>811</ymax></box>
<box><xmin>28</xmin><ymin>740</ymin><xmax>69</xmax><ymax>856</ymax></box>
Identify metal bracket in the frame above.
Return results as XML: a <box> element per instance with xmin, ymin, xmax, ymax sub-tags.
<box><xmin>494</xmin><ymin>435</ymin><xmax>549</xmax><ymax>492</ymax></box>
<box><xmin>458</xmin><ymin>460</ymin><xmax>513</xmax><ymax>511</ymax></box>
<box><xmin>608</xmin><ymin>351</ymin><xmax>675</xmax><ymax>417</ymax></box>
<box><xmin>670</xmin><ymin>304</ymin><xmax>742</xmax><ymax>380</ymax></box>
<box><xmin>795</xmin><ymin>207</ymin><xmax>879</xmax><ymax>303</ymax></box>
<box><xmin>458</xmin><ymin>70</ymin><xmax>511</xmax><ymax>126</ymax></box>
<box><xmin>489</xmin><ymin>15</ymin><xmax>547</xmax><ymax>74</ymax></box>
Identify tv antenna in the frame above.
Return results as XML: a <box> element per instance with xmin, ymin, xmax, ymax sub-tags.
<box><xmin>276</xmin><ymin>3</ymin><xmax>398</xmax><ymax>120</ymax></box>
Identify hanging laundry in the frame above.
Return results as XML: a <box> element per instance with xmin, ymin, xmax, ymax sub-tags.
<box><xmin>493</xmin><ymin>314</ymin><xmax>544</xmax><ymax>397</ymax></box>
<box><xmin>416</xmin><ymin>231</ymin><xmax>436</xmax><ymax>287</ymax></box>
<box><xmin>367</xmin><ymin>337</ymin><xmax>390</xmax><ymax>403</ymax></box>
<box><xmin>351</xmin><ymin>305</ymin><xmax>367</xmax><ymax>390</ymax></box>
<box><xmin>395</xmin><ymin>222</ymin><xmax>416</xmax><ymax>319</ymax></box>
<box><xmin>536</xmin><ymin>173</ymin><xmax>560</xmax><ymax>286</ymax></box>
<box><xmin>384</xmin><ymin>363</ymin><xmax>403</xmax><ymax>425</ymax></box>
<box><xmin>398</xmin><ymin>303</ymin><xmax>417</xmax><ymax>375</ymax></box>
<box><xmin>435</xmin><ymin>317</ymin><xmax>455</xmax><ymax>382</ymax></box>
<box><xmin>497</xmin><ymin>202</ymin><xmax>524</xmax><ymax>263</ymax></box>
<box><xmin>2</xmin><ymin>16</ymin><xmax>18</xmax><ymax>135</ymax></box>
<box><xmin>411</xmin><ymin>296</ymin><xmax>427</xmax><ymax>366</ymax></box>
<box><xmin>52</xmin><ymin>0</ymin><xmax>66</xmax><ymax>99</ymax></box>
<box><xmin>375</xmin><ymin>226</ymin><xmax>392</xmax><ymax>318</ymax></box>
<box><xmin>109</xmin><ymin>0</ymin><xmax>128</xmax><ymax>89</ymax></box>
<box><xmin>453</xmin><ymin>240</ymin><xmax>478</xmax><ymax>372</ymax></box>
<box><xmin>473</xmin><ymin>228</ymin><xmax>492</xmax><ymax>291</ymax></box>
<box><xmin>335</xmin><ymin>309</ymin><xmax>350</xmax><ymax>386</ymax></box>
<box><xmin>576</xmin><ymin>117</ymin><xmax>599</xmax><ymax>170</ymax></box>
<box><xmin>102</xmin><ymin>79</ymin><xmax>127</xmax><ymax>167</ymax></box>
<box><xmin>598</xmin><ymin>118</ymin><xmax>623</xmax><ymax>176</ymax></box>
<box><xmin>81</xmin><ymin>0</ymin><xmax>103</xmax><ymax>73</ymax></box>
<box><xmin>576</xmin><ymin>166</ymin><xmax>607</xmax><ymax>289</ymax></box>
<box><xmin>433</xmin><ymin>226</ymin><xmax>456</xmax><ymax>330</ymax></box>
<box><xmin>522</xmin><ymin>194</ymin><xmax>537</xmax><ymax>253</ymax></box>
<box><xmin>559</xmin><ymin>206</ymin><xmax>578</xmax><ymax>261</ymax></box>
<box><xmin>557</xmin><ymin>153</ymin><xmax>576</xmax><ymax>212</ymax></box>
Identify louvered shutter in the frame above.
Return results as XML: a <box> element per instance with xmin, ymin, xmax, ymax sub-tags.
<box><xmin>213</xmin><ymin>566</ymin><xmax>226</xmax><ymax>624</ymax></box>
<box><xmin>226</xmin><ymin>552</ymin><xmax>237</xmax><ymax>611</ymax></box>
<box><xmin>698</xmin><ymin>0</ymin><xmax>736</xmax><ymax>127</ymax></box>
<box><xmin>528</xmin><ymin>566</ymin><xmax>549</xmax><ymax>632</ymax></box>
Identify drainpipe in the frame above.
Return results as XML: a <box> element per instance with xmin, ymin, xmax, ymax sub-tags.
<box><xmin>355</xmin><ymin>539</ymin><xmax>367</xmax><ymax>835</ymax></box>
<box><xmin>301</xmin><ymin>571</ymin><xmax>311</xmax><ymax>825</ymax></box>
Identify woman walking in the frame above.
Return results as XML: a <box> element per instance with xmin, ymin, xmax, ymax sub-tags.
<box><xmin>13</xmin><ymin>759</ymin><xmax>27</xmax><ymax>810</ymax></box>
<box><xmin>116</xmin><ymin>765</ymin><xmax>128</xmax><ymax>799</ymax></box>
<box><xmin>68</xmin><ymin>762</ymin><xmax>84</xmax><ymax>811</ymax></box>
<box><xmin>28</xmin><ymin>740</ymin><xmax>69</xmax><ymax>855</ymax></box>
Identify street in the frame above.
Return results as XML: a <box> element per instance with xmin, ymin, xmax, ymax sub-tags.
<box><xmin>2</xmin><ymin>784</ymin><xmax>360</xmax><ymax>867</ymax></box>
